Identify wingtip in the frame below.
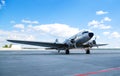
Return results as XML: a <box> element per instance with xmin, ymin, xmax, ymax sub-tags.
<box><xmin>7</xmin><ymin>39</ymin><xmax>13</xmax><ymax>42</ymax></box>
<box><xmin>6</xmin><ymin>39</ymin><xmax>10</xmax><ymax>41</ymax></box>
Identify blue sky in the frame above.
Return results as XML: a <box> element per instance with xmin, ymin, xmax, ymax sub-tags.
<box><xmin>0</xmin><ymin>0</ymin><xmax>120</xmax><ymax>48</ymax></box>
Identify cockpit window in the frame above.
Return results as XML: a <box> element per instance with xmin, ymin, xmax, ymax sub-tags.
<box><xmin>82</xmin><ymin>31</ymin><xmax>89</xmax><ymax>34</ymax></box>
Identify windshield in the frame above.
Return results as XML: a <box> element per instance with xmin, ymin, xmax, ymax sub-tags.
<box><xmin>82</xmin><ymin>31</ymin><xmax>89</xmax><ymax>34</ymax></box>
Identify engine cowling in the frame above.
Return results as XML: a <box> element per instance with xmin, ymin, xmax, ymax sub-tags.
<box><xmin>65</xmin><ymin>39</ymin><xmax>77</xmax><ymax>48</ymax></box>
<box><xmin>88</xmin><ymin>40</ymin><xmax>96</xmax><ymax>47</ymax></box>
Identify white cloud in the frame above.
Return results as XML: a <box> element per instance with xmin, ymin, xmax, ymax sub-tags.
<box><xmin>99</xmin><ymin>24</ymin><xmax>111</xmax><ymax>29</ymax></box>
<box><xmin>101</xmin><ymin>17</ymin><xmax>112</xmax><ymax>23</ymax></box>
<box><xmin>1</xmin><ymin>23</ymin><xmax>81</xmax><ymax>41</ymax></box>
<box><xmin>88</xmin><ymin>20</ymin><xmax>99</xmax><ymax>28</ymax></box>
<box><xmin>0</xmin><ymin>0</ymin><xmax>5</xmax><ymax>9</ymax></box>
<box><xmin>89</xmin><ymin>11</ymin><xmax>111</xmax><ymax>30</ymax></box>
<box><xmin>103</xmin><ymin>17</ymin><xmax>111</xmax><ymax>22</ymax></box>
<box><xmin>111</xmin><ymin>32</ymin><xmax>120</xmax><ymax>38</ymax></box>
<box><xmin>0</xmin><ymin>30</ymin><xmax>35</xmax><ymax>47</ymax></box>
<box><xmin>88</xmin><ymin>20</ymin><xmax>111</xmax><ymax>29</ymax></box>
<box><xmin>8</xmin><ymin>34</ymin><xmax>36</xmax><ymax>41</ymax></box>
<box><xmin>32</xmin><ymin>23</ymin><xmax>80</xmax><ymax>38</ymax></box>
<box><xmin>103</xmin><ymin>31</ymin><xmax>120</xmax><ymax>38</ymax></box>
<box><xmin>103</xmin><ymin>32</ymin><xmax>110</xmax><ymax>35</ymax></box>
<box><xmin>96</xmin><ymin>10</ymin><xmax>108</xmax><ymax>15</ymax></box>
<box><xmin>0</xmin><ymin>29</ymin><xmax>36</xmax><ymax>41</ymax></box>
<box><xmin>0</xmin><ymin>30</ymin><xmax>9</xmax><ymax>35</ymax></box>
<box><xmin>26</xmin><ymin>35</ymin><xmax>35</xmax><ymax>40</ymax></box>
<box><xmin>14</xmin><ymin>24</ymin><xmax>24</xmax><ymax>29</ymax></box>
<box><xmin>22</xmin><ymin>19</ymin><xmax>39</xmax><ymax>24</ymax></box>
<box><xmin>1</xmin><ymin>0</ymin><xmax>5</xmax><ymax>5</ymax></box>
<box><xmin>0</xmin><ymin>23</ymin><xmax>81</xmax><ymax>47</ymax></box>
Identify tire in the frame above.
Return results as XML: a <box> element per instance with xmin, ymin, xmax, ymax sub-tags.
<box><xmin>86</xmin><ymin>49</ymin><xmax>90</xmax><ymax>54</ymax></box>
<box><xmin>65</xmin><ymin>49</ymin><xmax>70</xmax><ymax>54</ymax></box>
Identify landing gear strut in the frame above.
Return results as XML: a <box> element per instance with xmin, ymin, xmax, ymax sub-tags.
<box><xmin>58</xmin><ymin>50</ymin><xmax>60</xmax><ymax>53</ymax></box>
<box><xmin>65</xmin><ymin>49</ymin><xmax>70</xmax><ymax>54</ymax></box>
<box><xmin>86</xmin><ymin>49</ymin><xmax>90</xmax><ymax>54</ymax></box>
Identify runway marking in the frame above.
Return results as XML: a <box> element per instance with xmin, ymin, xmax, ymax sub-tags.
<box><xmin>75</xmin><ymin>67</ymin><xmax>120</xmax><ymax>76</ymax></box>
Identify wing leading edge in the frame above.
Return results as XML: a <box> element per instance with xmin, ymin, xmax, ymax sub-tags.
<box><xmin>82</xmin><ymin>43</ymin><xmax>108</xmax><ymax>48</ymax></box>
<box><xmin>93</xmin><ymin>44</ymin><xmax>108</xmax><ymax>47</ymax></box>
<box><xmin>7</xmin><ymin>40</ymin><xmax>66</xmax><ymax>49</ymax></box>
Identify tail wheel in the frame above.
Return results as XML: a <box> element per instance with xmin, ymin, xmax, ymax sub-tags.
<box><xmin>65</xmin><ymin>49</ymin><xmax>70</xmax><ymax>54</ymax></box>
<box><xmin>86</xmin><ymin>49</ymin><xmax>90</xmax><ymax>54</ymax></box>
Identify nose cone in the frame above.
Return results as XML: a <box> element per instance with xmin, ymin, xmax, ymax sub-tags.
<box><xmin>89</xmin><ymin>32</ymin><xmax>94</xmax><ymax>38</ymax></box>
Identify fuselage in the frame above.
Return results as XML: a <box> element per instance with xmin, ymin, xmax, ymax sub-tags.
<box><xmin>64</xmin><ymin>31</ymin><xmax>94</xmax><ymax>49</ymax></box>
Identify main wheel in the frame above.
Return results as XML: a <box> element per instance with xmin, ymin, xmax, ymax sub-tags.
<box><xmin>58</xmin><ymin>50</ymin><xmax>60</xmax><ymax>53</ymax></box>
<box><xmin>65</xmin><ymin>49</ymin><xmax>70</xmax><ymax>54</ymax></box>
<box><xmin>86</xmin><ymin>49</ymin><xmax>90</xmax><ymax>54</ymax></box>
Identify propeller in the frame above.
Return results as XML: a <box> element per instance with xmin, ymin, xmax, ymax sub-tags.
<box><xmin>93</xmin><ymin>37</ymin><xmax>96</xmax><ymax>44</ymax></box>
<box><xmin>93</xmin><ymin>37</ymin><xmax>98</xmax><ymax>48</ymax></box>
<box><xmin>70</xmin><ymin>35</ymin><xmax>77</xmax><ymax>48</ymax></box>
<box><xmin>88</xmin><ymin>37</ymin><xmax>98</xmax><ymax>48</ymax></box>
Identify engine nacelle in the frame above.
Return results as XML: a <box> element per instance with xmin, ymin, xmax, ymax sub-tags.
<box><xmin>87</xmin><ymin>40</ymin><xmax>96</xmax><ymax>47</ymax></box>
<box><xmin>65</xmin><ymin>39</ymin><xmax>77</xmax><ymax>48</ymax></box>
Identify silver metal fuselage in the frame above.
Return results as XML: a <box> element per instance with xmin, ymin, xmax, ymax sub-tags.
<box><xmin>64</xmin><ymin>31</ymin><xmax>94</xmax><ymax>49</ymax></box>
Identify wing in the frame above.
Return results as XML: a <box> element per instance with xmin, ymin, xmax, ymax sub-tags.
<box><xmin>93</xmin><ymin>44</ymin><xmax>108</xmax><ymax>47</ymax></box>
<box><xmin>7</xmin><ymin>40</ymin><xmax>66</xmax><ymax>49</ymax></box>
<box><xmin>82</xmin><ymin>43</ymin><xmax>108</xmax><ymax>48</ymax></box>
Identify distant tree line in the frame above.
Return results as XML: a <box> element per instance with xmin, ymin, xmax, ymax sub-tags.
<box><xmin>2</xmin><ymin>44</ymin><xmax>12</xmax><ymax>48</ymax></box>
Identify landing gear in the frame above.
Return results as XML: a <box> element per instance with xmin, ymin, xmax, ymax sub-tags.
<box><xmin>58</xmin><ymin>50</ymin><xmax>60</xmax><ymax>53</ymax></box>
<box><xmin>86</xmin><ymin>49</ymin><xmax>90</xmax><ymax>54</ymax></box>
<box><xmin>65</xmin><ymin>49</ymin><xmax>70</xmax><ymax>54</ymax></box>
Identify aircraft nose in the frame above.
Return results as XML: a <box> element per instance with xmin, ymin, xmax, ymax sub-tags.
<box><xmin>89</xmin><ymin>32</ymin><xmax>94</xmax><ymax>38</ymax></box>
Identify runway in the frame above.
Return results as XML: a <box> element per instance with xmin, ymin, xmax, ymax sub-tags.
<box><xmin>0</xmin><ymin>49</ymin><xmax>120</xmax><ymax>76</ymax></box>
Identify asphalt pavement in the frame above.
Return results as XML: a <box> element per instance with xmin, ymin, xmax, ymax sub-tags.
<box><xmin>0</xmin><ymin>49</ymin><xmax>120</xmax><ymax>76</ymax></box>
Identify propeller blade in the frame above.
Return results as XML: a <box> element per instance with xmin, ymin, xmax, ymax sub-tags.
<box><xmin>74</xmin><ymin>43</ymin><xmax>77</xmax><ymax>48</ymax></box>
<box><xmin>94</xmin><ymin>37</ymin><xmax>98</xmax><ymax>48</ymax></box>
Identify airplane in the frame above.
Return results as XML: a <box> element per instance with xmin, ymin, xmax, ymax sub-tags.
<box><xmin>7</xmin><ymin>31</ymin><xmax>107</xmax><ymax>54</ymax></box>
